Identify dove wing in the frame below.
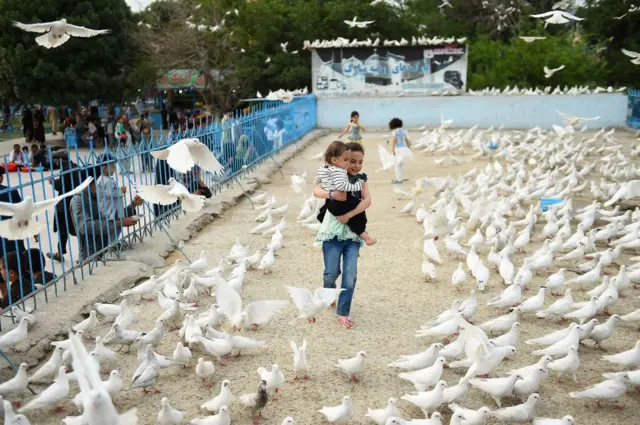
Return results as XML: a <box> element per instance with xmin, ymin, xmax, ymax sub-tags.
<box><xmin>285</xmin><ymin>286</ymin><xmax>314</xmax><ymax>313</ymax></box>
<box><xmin>0</xmin><ymin>201</ymin><xmax>23</xmax><ymax>217</ymax></box>
<box><xmin>13</xmin><ymin>21</ymin><xmax>55</xmax><ymax>33</ymax></box>
<box><xmin>133</xmin><ymin>183</ymin><xmax>176</xmax><ymax>205</ymax></box>
<box><xmin>543</xmin><ymin>66</ymin><xmax>551</xmax><ymax>73</ymax></box>
<box><xmin>604</xmin><ymin>184</ymin><xmax>629</xmax><ymax>207</ymax></box>
<box><xmin>530</xmin><ymin>12</ymin><xmax>555</xmax><ymax>18</ymax></box>
<box><xmin>624</xmin><ymin>181</ymin><xmax>640</xmax><ymax>199</ymax></box>
<box><xmin>150</xmin><ymin>148</ymin><xmax>171</xmax><ymax>161</ymax></box>
<box><xmin>314</xmin><ymin>287</ymin><xmax>344</xmax><ymax>306</ymax></box>
<box><xmin>215</xmin><ymin>281</ymin><xmax>243</xmax><ymax>320</ymax></box>
<box><xmin>65</xmin><ymin>24</ymin><xmax>110</xmax><ymax>38</ymax></box>
<box><xmin>245</xmin><ymin>300</ymin><xmax>289</xmax><ymax>325</ymax></box>
<box><xmin>33</xmin><ymin>176</ymin><xmax>93</xmax><ymax>215</ymax></box>
<box><xmin>622</xmin><ymin>49</ymin><xmax>640</xmax><ymax>59</ymax></box>
<box><xmin>377</xmin><ymin>144</ymin><xmax>395</xmax><ymax>170</ymax></box>
<box><xmin>188</xmin><ymin>141</ymin><xmax>225</xmax><ymax>175</ymax></box>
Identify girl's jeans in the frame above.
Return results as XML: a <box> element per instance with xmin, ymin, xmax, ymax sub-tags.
<box><xmin>322</xmin><ymin>237</ymin><xmax>360</xmax><ymax>316</ymax></box>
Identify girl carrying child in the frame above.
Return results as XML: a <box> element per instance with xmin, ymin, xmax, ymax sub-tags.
<box><xmin>313</xmin><ymin>142</ymin><xmax>373</xmax><ymax>328</ymax></box>
<box><xmin>314</xmin><ymin>141</ymin><xmax>375</xmax><ymax>246</ymax></box>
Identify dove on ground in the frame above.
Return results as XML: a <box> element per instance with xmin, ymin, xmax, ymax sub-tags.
<box><xmin>0</xmin><ymin>317</ymin><xmax>29</xmax><ymax>350</ymax></box>
<box><xmin>398</xmin><ymin>357</ymin><xmax>447</xmax><ymax>391</ymax></box>
<box><xmin>336</xmin><ymin>351</ymin><xmax>366</xmax><ymax>383</ymax></box>
<box><xmin>470</xmin><ymin>373</ymin><xmax>523</xmax><ymax>407</ymax></box>
<box><xmin>0</xmin><ymin>363</ymin><xmax>29</xmax><ymax>396</ymax></box>
<box><xmin>291</xmin><ymin>340</ymin><xmax>309</xmax><ymax>380</ymax></box>
<box><xmin>490</xmin><ymin>393</ymin><xmax>540</xmax><ymax>423</ymax></box>
<box><xmin>19</xmin><ymin>366</ymin><xmax>69</xmax><ymax>413</ymax></box>
<box><xmin>364</xmin><ymin>397</ymin><xmax>400</xmax><ymax>425</ymax></box>
<box><xmin>157</xmin><ymin>397</ymin><xmax>184</xmax><ymax>425</ymax></box>
<box><xmin>401</xmin><ymin>380</ymin><xmax>447</xmax><ymax>418</ymax></box>
<box><xmin>318</xmin><ymin>395</ymin><xmax>353</xmax><ymax>425</ymax></box>
<box><xmin>201</xmin><ymin>379</ymin><xmax>233</xmax><ymax>413</ymax></box>
<box><xmin>388</xmin><ymin>343</ymin><xmax>444</xmax><ymax>371</ymax></box>
<box><xmin>569</xmin><ymin>373</ymin><xmax>629</xmax><ymax>401</ymax></box>
<box><xmin>602</xmin><ymin>341</ymin><xmax>640</xmax><ymax>367</ymax></box>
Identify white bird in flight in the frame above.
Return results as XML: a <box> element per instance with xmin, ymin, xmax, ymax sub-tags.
<box><xmin>544</xmin><ymin>65</ymin><xmax>565</xmax><ymax>78</ymax></box>
<box><xmin>134</xmin><ymin>178</ymin><xmax>205</xmax><ymax>213</ymax></box>
<box><xmin>150</xmin><ymin>138</ymin><xmax>224</xmax><ymax>175</ymax></box>
<box><xmin>13</xmin><ymin>19</ymin><xmax>110</xmax><ymax>49</ymax></box>
<box><xmin>530</xmin><ymin>11</ymin><xmax>584</xmax><ymax>27</ymax></box>
<box><xmin>622</xmin><ymin>49</ymin><xmax>640</xmax><ymax>65</ymax></box>
<box><xmin>344</xmin><ymin>17</ymin><xmax>375</xmax><ymax>28</ymax></box>
<box><xmin>520</xmin><ymin>36</ymin><xmax>547</xmax><ymax>43</ymax></box>
<box><xmin>0</xmin><ymin>176</ymin><xmax>92</xmax><ymax>240</ymax></box>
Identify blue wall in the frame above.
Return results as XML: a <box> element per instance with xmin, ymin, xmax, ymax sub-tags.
<box><xmin>317</xmin><ymin>94</ymin><xmax>628</xmax><ymax>129</ymax></box>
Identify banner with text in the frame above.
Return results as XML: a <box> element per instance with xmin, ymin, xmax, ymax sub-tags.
<box><xmin>311</xmin><ymin>45</ymin><xmax>468</xmax><ymax>97</ymax></box>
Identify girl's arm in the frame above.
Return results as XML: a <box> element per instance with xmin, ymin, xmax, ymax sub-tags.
<box><xmin>360</xmin><ymin>123</ymin><xmax>366</xmax><ymax>132</ymax></box>
<box><xmin>312</xmin><ymin>185</ymin><xmax>347</xmax><ymax>201</ymax></box>
<box><xmin>391</xmin><ymin>135</ymin><xmax>397</xmax><ymax>156</ymax></box>
<box><xmin>330</xmin><ymin>169</ymin><xmax>362</xmax><ymax>192</ymax></box>
<box><xmin>337</xmin><ymin>124</ymin><xmax>350</xmax><ymax>139</ymax></box>
<box><xmin>340</xmin><ymin>182</ymin><xmax>372</xmax><ymax>221</ymax></box>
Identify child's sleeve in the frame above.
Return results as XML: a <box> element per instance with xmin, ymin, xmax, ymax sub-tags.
<box><xmin>314</xmin><ymin>167</ymin><xmax>322</xmax><ymax>185</ymax></box>
<box><xmin>330</xmin><ymin>168</ymin><xmax>362</xmax><ymax>192</ymax></box>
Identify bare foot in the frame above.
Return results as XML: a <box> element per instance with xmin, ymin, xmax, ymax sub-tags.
<box><xmin>361</xmin><ymin>233</ymin><xmax>377</xmax><ymax>246</ymax></box>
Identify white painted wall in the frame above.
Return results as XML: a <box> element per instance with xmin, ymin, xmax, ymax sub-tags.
<box><xmin>316</xmin><ymin>94</ymin><xmax>628</xmax><ymax>129</ymax></box>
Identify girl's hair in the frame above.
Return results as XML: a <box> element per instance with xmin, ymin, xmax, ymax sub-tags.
<box><xmin>350</xmin><ymin>111</ymin><xmax>359</xmax><ymax>120</ymax></box>
<box><xmin>345</xmin><ymin>142</ymin><xmax>364</xmax><ymax>154</ymax></box>
<box><xmin>324</xmin><ymin>140</ymin><xmax>349</xmax><ymax>163</ymax></box>
<box><xmin>389</xmin><ymin>117</ymin><xmax>403</xmax><ymax>130</ymax></box>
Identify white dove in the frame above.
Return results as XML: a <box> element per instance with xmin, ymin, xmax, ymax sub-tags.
<box><xmin>19</xmin><ymin>366</ymin><xmax>69</xmax><ymax>413</ymax></box>
<box><xmin>0</xmin><ymin>362</ymin><xmax>29</xmax><ymax>396</ymax></box>
<box><xmin>569</xmin><ymin>373</ymin><xmax>629</xmax><ymax>402</ymax></box>
<box><xmin>13</xmin><ymin>19</ymin><xmax>110</xmax><ymax>48</ymax></box>
<box><xmin>544</xmin><ymin>65</ymin><xmax>565</xmax><ymax>78</ymax></box>
<box><xmin>530</xmin><ymin>10</ymin><xmax>584</xmax><ymax>27</ymax></box>
<box><xmin>0</xmin><ymin>176</ymin><xmax>92</xmax><ymax>240</ymax></box>
<box><xmin>398</xmin><ymin>357</ymin><xmax>446</xmax><ymax>391</ymax></box>
<box><xmin>157</xmin><ymin>397</ymin><xmax>184</xmax><ymax>425</ymax></box>
<box><xmin>318</xmin><ymin>395</ymin><xmax>353</xmax><ymax>425</ymax></box>
<box><xmin>201</xmin><ymin>380</ymin><xmax>233</xmax><ymax>413</ymax></box>
<box><xmin>401</xmin><ymin>380</ymin><xmax>447</xmax><ymax>418</ymax></box>
<box><xmin>344</xmin><ymin>16</ymin><xmax>375</xmax><ymax>28</ymax></box>
<box><xmin>290</xmin><ymin>340</ymin><xmax>308</xmax><ymax>380</ymax></box>
<box><xmin>285</xmin><ymin>285</ymin><xmax>343</xmax><ymax>323</ymax></box>
<box><xmin>215</xmin><ymin>281</ymin><xmax>288</xmax><ymax>331</ymax></box>
<box><xmin>150</xmin><ymin>138</ymin><xmax>225</xmax><ymax>175</ymax></box>
<box><xmin>387</xmin><ymin>343</ymin><xmax>444</xmax><ymax>371</ymax></box>
<box><xmin>336</xmin><ymin>351</ymin><xmax>366</xmax><ymax>382</ymax></box>
<box><xmin>491</xmin><ymin>393</ymin><xmax>540</xmax><ymax>423</ymax></box>
<box><xmin>602</xmin><ymin>341</ymin><xmax>640</xmax><ymax>367</ymax></box>
<box><xmin>365</xmin><ymin>398</ymin><xmax>400</xmax><ymax>425</ymax></box>
<box><xmin>257</xmin><ymin>364</ymin><xmax>285</xmax><ymax>399</ymax></box>
<box><xmin>469</xmin><ymin>373</ymin><xmax>523</xmax><ymax>407</ymax></box>
<box><xmin>134</xmin><ymin>178</ymin><xmax>205</xmax><ymax>213</ymax></box>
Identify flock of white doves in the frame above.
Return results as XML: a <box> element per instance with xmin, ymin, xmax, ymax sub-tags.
<box><xmin>2</xmin><ymin>112</ymin><xmax>640</xmax><ymax>425</ymax></box>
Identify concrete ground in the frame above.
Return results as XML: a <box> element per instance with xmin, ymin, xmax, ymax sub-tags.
<box><xmin>2</xmin><ymin>129</ymin><xmax>640</xmax><ymax>425</ymax></box>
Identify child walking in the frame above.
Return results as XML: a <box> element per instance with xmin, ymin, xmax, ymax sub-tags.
<box><xmin>315</xmin><ymin>141</ymin><xmax>376</xmax><ymax>246</ymax></box>
<box><xmin>338</xmin><ymin>111</ymin><xmax>365</xmax><ymax>145</ymax></box>
<box><xmin>389</xmin><ymin>117</ymin><xmax>412</xmax><ymax>184</ymax></box>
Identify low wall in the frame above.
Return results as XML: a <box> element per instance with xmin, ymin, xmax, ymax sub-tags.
<box><xmin>317</xmin><ymin>94</ymin><xmax>628</xmax><ymax>129</ymax></box>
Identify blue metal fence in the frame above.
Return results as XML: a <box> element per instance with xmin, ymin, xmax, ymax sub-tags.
<box><xmin>628</xmin><ymin>89</ymin><xmax>640</xmax><ymax>130</ymax></box>
<box><xmin>0</xmin><ymin>95</ymin><xmax>317</xmax><ymax>328</ymax></box>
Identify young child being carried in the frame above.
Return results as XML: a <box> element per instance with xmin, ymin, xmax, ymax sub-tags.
<box><xmin>315</xmin><ymin>141</ymin><xmax>376</xmax><ymax>246</ymax></box>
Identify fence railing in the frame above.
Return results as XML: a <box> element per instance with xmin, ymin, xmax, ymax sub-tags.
<box><xmin>0</xmin><ymin>95</ymin><xmax>317</xmax><ymax>329</ymax></box>
<box><xmin>629</xmin><ymin>89</ymin><xmax>640</xmax><ymax>130</ymax></box>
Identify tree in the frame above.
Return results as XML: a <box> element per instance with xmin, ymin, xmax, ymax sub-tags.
<box><xmin>0</xmin><ymin>0</ymin><xmax>137</xmax><ymax>105</ymax></box>
<box><xmin>133</xmin><ymin>0</ymin><xmax>244</xmax><ymax>109</ymax></box>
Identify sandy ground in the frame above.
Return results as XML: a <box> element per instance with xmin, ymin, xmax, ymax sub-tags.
<box><xmin>13</xmin><ymin>130</ymin><xmax>640</xmax><ymax>425</ymax></box>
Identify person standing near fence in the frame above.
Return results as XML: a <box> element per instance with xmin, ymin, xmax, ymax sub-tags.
<box><xmin>47</xmin><ymin>105</ymin><xmax>58</xmax><ymax>136</ymax></box>
<box><xmin>47</xmin><ymin>161</ymin><xmax>83</xmax><ymax>263</ymax></box>
<box><xmin>0</xmin><ymin>166</ymin><xmax>25</xmax><ymax>262</ymax></box>
<box><xmin>33</xmin><ymin>106</ymin><xmax>45</xmax><ymax>143</ymax></box>
<box><xmin>96</xmin><ymin>154</ymin><xmax>127</xmax><ymax>222</ymax></box>
<box><xmin>22</xmin><ymin>106</ymin><xmax>33</xmax><ymax>143</ymax></box>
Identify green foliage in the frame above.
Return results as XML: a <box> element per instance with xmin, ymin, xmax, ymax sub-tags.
<box><xmin>467</xmin><ymin>35</ymin><xmax>607</xmax><ymax>89</ymax></box>
<box><xmin>0</xmin><ymin>0</ymin><xmax>137</xmax><ymax>105</ymax></box>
